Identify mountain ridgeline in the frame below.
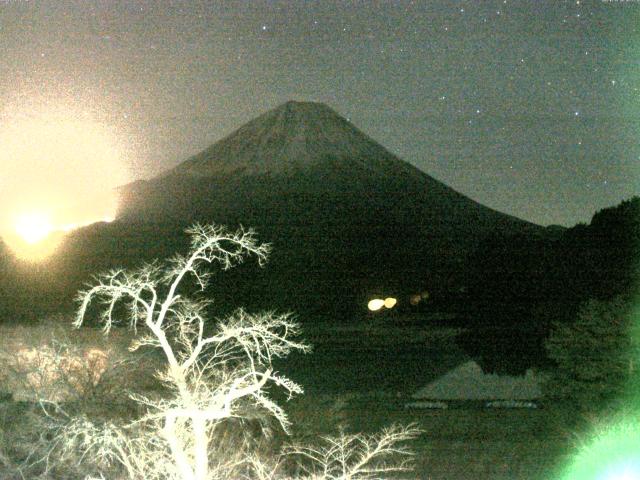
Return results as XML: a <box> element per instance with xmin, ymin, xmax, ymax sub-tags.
<box><xmin>4</xmin><ymin>101</ymin><xmax>635</xmax><ymax>332</ymax></box>
<box><xmin>112</xmin><ymin>101</ymin><xmax>540</xmax><ymax>318</ymax></box>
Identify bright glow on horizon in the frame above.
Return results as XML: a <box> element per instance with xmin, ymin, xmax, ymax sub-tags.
<box><xmin>60</xmin><ymin>216</ymin><xmax>115</xmax><ymax>233</ymax></box>
<box><xmin>6</xmin><ymin>212</ymin><xmax>115</xmax><ymax>262</ymax></box>
<box><xmin>15</xmin><ymin>212</ymin><xmax>54</xmax><ymax>245</ymax></box>
<box><xmin>0</xmin><ymin>107</ymin><xmax>128</xmax><ymax>261</ymax></box>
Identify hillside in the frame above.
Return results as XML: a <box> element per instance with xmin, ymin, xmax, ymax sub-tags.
<box><xmin>2</xmin><ymin>101</ymin><xmax>543</xmax><ymax>321</ymax></box>
<box><xmin>112</xmin><ymin>101</ymin><xmax>541</xmax><ymax>319</ymax></box>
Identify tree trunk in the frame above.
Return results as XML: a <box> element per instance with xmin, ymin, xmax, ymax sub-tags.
<box><xmin>192</xmin><ymin>416</ymin><xmax>209</xmax><ymax>480</ymax></box>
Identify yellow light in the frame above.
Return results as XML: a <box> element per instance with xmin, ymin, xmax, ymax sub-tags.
<box><xmin>4</xmin><ymin>229</ymin><xmax>63</xmax><ymax>263</ymax></box>
<box><xmin>368</xmin><ymin>299</ymin><xmax>385</xmax><ymax>311</ymax></box>
<box><xmin>15</xmin><ymin>212</ymin><xmax>53</xmax><ymax>245</ymax></box>
<box><xmin>0</xmin><ymin>107</ymin><xmax>128</xmax><ymax>261</ymax></box>
<box><xmin>384</xmin><ymin>297</ymin><xmax>397</xmax><ymax>309</ymax></box>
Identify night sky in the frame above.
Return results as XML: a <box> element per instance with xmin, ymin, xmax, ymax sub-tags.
<box><xmin>1</xmin><ymin>0</ymin><xmax>638</xmax><ymax>227</ymax></box>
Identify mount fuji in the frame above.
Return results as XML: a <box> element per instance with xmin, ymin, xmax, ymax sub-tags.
<box><xmin>2</xmin><ymin>101</ymin><xmax>542</xmax><ymax>321</ymax></box>
<box><xmin>112</xmin><ymin>101</ymin><xmax>540</xmax><ymax>318</ymax></box>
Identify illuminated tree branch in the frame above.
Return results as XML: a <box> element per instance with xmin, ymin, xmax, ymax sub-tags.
<box><xmin>55</xmin><ymin>222</ymin><xmax>420</xmax><ymax>480</ymax></box>
<box><xmin>288</xmin><ymin>424</ymin><xmax>422</xmax><ymax>480</ymax></box>
<box><xmin>70</xmin><ymin>223</ymin><xmax>308</xmax><ymax>480</ymax></box>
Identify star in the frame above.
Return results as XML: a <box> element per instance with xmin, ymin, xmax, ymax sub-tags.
<box><xmin>0</xmin><ymin>0</ymin><xmax>627</xmax><ymax>229</ymax></box>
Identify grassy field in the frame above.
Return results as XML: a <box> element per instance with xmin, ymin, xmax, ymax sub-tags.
<box><xmin>0</xmin><ymin>320</ymin><xmax>586</xmax><ymax>479</ymax></box>
<box><xmin>271</xmin><ymin>322</ymin><xmax>581</xmax><ymax>480</ymax></box>
<box><xmin>286</xmin><ymin>393</ymin><xmax>577</xmax><ymax>480</ymax></box>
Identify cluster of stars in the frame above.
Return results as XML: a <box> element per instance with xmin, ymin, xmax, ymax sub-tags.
<box><xmin>8</xmin><ymin>0</ymin><xmax>637</xmax><ymax>226</ymax></box>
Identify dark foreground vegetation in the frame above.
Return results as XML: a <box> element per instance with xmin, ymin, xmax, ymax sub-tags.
<box><xmin>0</xmin><ymin>319</ymin><xmax>621</xmax><ymax>480</ymax></box>
<box><xmin>0</xmin><ymin>225</ymin><xmax>425</xmax><ymax>479</ymax></box>
<box><xmin>0</xmin><ymin>196</ymin><xmax>638</xmax><ymax>478</ymax></box>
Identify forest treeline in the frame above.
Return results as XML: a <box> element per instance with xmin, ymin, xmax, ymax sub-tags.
<box><xmin>1</xmin><ymin>196</ymin><xmax>638</xmax><ymax>345</ymax></box>
<box><xmin>457</xmin><ymin>196</ymin><xmax>640</xmax><ymax>374</ymax></box>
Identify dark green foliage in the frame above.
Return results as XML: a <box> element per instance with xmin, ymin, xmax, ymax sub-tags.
<box><xmin>461</xmin><ymin>229</ymin><xmax>564</xmax><ymax>374</ymax></box>
<box><xmin>457</xmin><ymin>197</ymin><xmax>640</xmax><ymax>375</ymax></box>
<box><xmin>544</xmin><ymin>197</ymin><xmax>639</xmax><ymax>316</ymax></box>
<box><xmin>544</xmin><ymin>296</ymin><xmax>640</xmax><ymax>410</ymax></box>
<box><xmin>466</xmin><ymin>196</ymin><xmax>640</xmax><ymax>323</ymax></box>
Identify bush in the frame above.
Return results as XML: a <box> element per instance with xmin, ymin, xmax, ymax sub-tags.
<box><xmin>0</xmin><ymin>316</ymin><xmax>147</xmax><ymax>405</ymax></box>
<box><xmin>545</xmin><ymin>296</ymin><xmax>640</xmax><ymax>411</ymax></box>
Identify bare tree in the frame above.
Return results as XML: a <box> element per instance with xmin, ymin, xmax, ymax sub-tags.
<box><xmin>49</xmin><ymin>223</ymin><xmax>422</xmax><ymax>480</ymax></box>
<box><xmin>69</xmin><ymin>224</ymin><xmax>310</xmax><ymax>480</ymax></box>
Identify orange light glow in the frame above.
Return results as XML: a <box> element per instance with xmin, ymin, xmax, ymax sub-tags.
<box><xmin>4</xmin><ymin>225</ymin><xmax>64</xmax><ymax>262</ymax></box>
<box><xmin>0</xmin><ymin>108</ymin><xmax>128</xmax><ymax>261</ymax></box>
<box><xmin>409</xmin><ymin>294</ymin><xmax>422</xmax><ymax>306</ymax></box>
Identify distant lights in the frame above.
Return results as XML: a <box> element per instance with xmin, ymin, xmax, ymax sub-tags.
<box><xmin>409</xmin><ymin>291</ymin><xmax>430</xmax><ymax>306</ymax></box>
<box><xmin>368</xmin><ymin>297</ymin><xmax>398</xmax><ymax>312</ymax></box>
<box><xmin>367</xmin><ymin>299</ymin><xmax>385</xmax><ymax>312</ymax></box>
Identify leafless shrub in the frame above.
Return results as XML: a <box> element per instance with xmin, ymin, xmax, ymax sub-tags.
<box><xmin>284</xmin><ymin>424</ymin><xmax>422</xmax><ymax>480</ymax></box>
<box><xmin>0</xmin><ymin>317</ymin><xmax>143</xmax><ymax>406</ymax></box>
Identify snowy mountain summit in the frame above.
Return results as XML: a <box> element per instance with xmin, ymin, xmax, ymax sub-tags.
<box><xmin>169</xmin><ymin>100</ymin><xmax>419</xmax><ymax>180</ymax></box>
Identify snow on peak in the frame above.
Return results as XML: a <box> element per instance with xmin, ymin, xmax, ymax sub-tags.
<box><xmin>169</xmin><ymin>101</ymin><xmax>407</xmax><ymax>178</ymax></box>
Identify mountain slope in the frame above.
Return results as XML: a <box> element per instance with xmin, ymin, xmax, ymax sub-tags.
<box><xmin>1</xmin><ymin>101</ymin><xmax>543</xmax><ymax>322</ymax></box>
<box><xmin>120</xmin><ymin>101</ymin><xmax>534</xmax><ymax>233</ymax></box>
<box><xmin>111</xmin><ymin>101</ymin><xmax>540</xmax><ymax>319</ymax></box>
<box><xmin>166</xmin><ymin>100</ymin><xmax>421</xmax><ymax>179</ymax></box>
